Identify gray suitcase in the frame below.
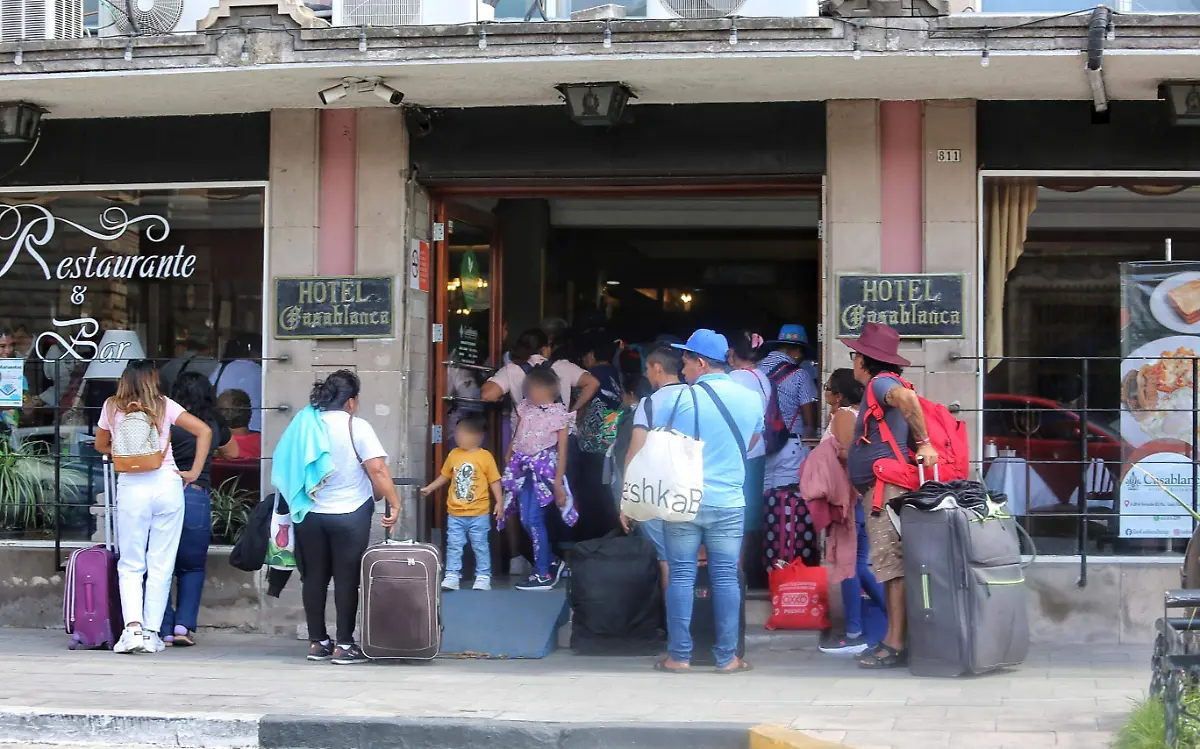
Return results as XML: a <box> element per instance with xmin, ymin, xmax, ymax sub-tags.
<box><xmin>900</xmin><ymin>476</ymin><xmax>1029</xmax><ymax>677</ymax></box>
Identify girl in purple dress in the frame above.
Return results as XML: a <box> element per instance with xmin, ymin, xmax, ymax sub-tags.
<box><xmin>499</xmin><ymin>364</ymin><xmax>577</xmax><ymax>591</ymax></box>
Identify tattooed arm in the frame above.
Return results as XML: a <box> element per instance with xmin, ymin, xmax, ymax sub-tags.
<box><xmin>884</xmin><ymin>385</ymin><xmax>940</xmax><ymax>466</ymax></box>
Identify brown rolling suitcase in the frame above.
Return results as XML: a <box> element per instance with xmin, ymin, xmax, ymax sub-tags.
<box><xmin>360</xmin><ymin>534</ymin><xmax>443</xmax><ymax>660</ymax></box>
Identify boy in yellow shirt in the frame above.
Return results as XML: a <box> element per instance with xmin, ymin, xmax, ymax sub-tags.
<box><xmin>421</xmin><ymin>415</ymin><xmax>502</xmax><ymax>591</ymax></box>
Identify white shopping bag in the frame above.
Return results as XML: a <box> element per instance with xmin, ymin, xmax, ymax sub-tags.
<box><xmin>621</xmin><ymin>387</ymin><xmax>705</xmax><ymax>523</ymax></box>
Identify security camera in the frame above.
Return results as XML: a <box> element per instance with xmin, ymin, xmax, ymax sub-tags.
<box><xmin>373</xmin><ymin>83</ymin><xmax>404</xmax><ymax>106</ymax></box>
<box><xmin>318</xmin><ymin>83</ymin><xmax>348</xmax><ymax>105</ymax></box>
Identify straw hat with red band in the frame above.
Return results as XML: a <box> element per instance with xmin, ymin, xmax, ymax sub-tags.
<box><xmin>845</xmin><ymin>322</ymin><xmax>911</xmax><ymax>368</ymax></box>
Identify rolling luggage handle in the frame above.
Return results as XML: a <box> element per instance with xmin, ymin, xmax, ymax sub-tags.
<box><xmin>102</xmin><ymin>455</ymin><xmax>117</xmax><ymax>551</ymax></box>
<box><xmin>385</xmin><ymin>478</ymin><xmax>420</xmax><ymax>544</ymax></box>
<box><xmin>916</xmin><ymin>460</ymin><xmax>940</xmax><ymax>486</ymax></box>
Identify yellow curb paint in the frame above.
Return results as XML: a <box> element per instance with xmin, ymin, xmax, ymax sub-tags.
<box><xmin>749</xmin><ymin>724</ymin><xmax>848</xmax><ymax>749</ymax></box>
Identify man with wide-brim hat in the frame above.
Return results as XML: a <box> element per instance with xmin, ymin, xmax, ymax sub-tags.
<box><xmin>845</xmin><ymin>322</ymin><xmax>939</xmax><ymax>671</ymax></box>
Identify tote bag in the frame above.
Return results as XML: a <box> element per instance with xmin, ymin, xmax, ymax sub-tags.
<box><xmin>621</xmin><ymin>387</ymin><xmax>705</xmax><ymax>524</ymax></box>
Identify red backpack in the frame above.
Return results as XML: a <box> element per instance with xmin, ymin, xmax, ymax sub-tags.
<box><xmin>862</xmin><ymin>374</ymin><xmax>969</xmax><ymax>500</ymax></box>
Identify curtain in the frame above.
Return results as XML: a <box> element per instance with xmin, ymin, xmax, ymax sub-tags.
<box><xmin>985</xmin><ymin>179</ymin><xmax>1038</xmax><ymax>373</ymax></box>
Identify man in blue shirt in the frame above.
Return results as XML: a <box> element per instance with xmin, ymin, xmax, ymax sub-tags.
<box><xmin>628</xmin><ymin>329</ymin><xmax>764</xmax><ymax>673</ymax></box>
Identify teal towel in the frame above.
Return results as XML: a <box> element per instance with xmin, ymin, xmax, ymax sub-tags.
<box><xmin>270</xmin><ymin>405</ymin><xmax>333</xmax><ymax>523</ymax></box>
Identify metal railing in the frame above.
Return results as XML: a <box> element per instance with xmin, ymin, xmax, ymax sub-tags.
<box><xmin>953</xmin><ymin>353</ymin><xmax>1200</xmax><ymax>588</ymax></box>
<box><xmin>0</xmin><ymin>356</ymin><xmax>290</xmax><ymax>569</ymax></box>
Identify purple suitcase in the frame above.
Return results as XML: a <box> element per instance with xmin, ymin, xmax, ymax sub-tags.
<box><xmin>64</xmin><ymin>456</ymin><xmax>122</xmax><ymax>650</ymax></box>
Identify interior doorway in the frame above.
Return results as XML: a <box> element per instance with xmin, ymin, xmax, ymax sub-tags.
<box><xmin>429</xmin><ymin>186</ymin><xmax>823</xmax><ymax>580</ymax></box>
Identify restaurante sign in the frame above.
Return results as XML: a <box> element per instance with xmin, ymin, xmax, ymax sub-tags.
<box><xmin>835</xmin><ymin>273</ymin><xmax>966</xmax><ymax>339</ymax></box>
<box><xmin>0</xmin><ymin>205</ymin><xmax>198</xmax><ymax>362</ymax></box>
<box><xmin>275</xmin><ymin>276</ymin><xmax>394</xmax><ymax>340</ymax></box>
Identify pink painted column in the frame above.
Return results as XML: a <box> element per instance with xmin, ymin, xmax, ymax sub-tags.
<box><xmin>879</xmin><ymin>101</ymin><xmax>923</xmax><ymax>274</ymax></box>
<box><xmin>318</xmin><ymin>109</ymin><xmax>358</xmax><ymax>275</ymax></box>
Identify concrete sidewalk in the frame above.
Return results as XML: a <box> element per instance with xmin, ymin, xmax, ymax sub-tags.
<box><xmin>0</xmin><ymin>629</ymin><xmax>1145</xmax><ymax>749</ymax></box>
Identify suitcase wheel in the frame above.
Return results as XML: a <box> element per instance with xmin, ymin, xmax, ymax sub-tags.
<box><xmin>67</xmin><ymin>636</ymin><xmax>79</xmax><ymax>651</ymax></box>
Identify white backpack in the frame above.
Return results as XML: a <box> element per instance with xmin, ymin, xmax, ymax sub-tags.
<box><xmin>110</xmin><ymin>404</ymin><xmax>165</xmax><ymax>473</ymax></box>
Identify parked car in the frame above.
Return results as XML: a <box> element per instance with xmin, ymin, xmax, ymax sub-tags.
<box><xmin>983</xmin><ymin>393</ymin><xmax>1124</xmax><ymax>504</ymax></box>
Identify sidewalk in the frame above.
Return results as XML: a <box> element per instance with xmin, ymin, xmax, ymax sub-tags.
<box><xmin>0</xmin><ymin>628</ymin><xmax>1145</xmax><ymax>749</ymax></box>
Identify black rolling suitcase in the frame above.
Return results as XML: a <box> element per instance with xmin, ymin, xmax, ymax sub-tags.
<box><xmin>567</xmin><ymin>532</ymin><xmax>663</xmax><ymax>655</ymax></box>
<box><xmin>690</xmin><ymin>546</ymin><xmax>746</xmax><ymax>667</ymax></box>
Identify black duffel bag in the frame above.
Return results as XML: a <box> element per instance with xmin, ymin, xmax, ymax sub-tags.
<box><xmin>567</xmin><ymin>531</ymin><xmax>664</xmax><ymax>656</ymax></box>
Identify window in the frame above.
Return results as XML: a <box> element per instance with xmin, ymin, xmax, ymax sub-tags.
<box><xmin>0</xmin><ymin>186</ymin><xmax>265</xmax><ymax>542</ymax></box>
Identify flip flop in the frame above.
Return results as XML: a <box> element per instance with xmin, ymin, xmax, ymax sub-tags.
<box><xmin>173</xmin><ymin>633</ymin><xmax>196</xmax><ymax>647</ymax></box>
<box><xmin>654</xmin><ymin>658</ymin><xmax>691</xmax><ymax>674</ymax></box>
<box><xmin>714</xmin><ymin>659</ymin><xmax>753</xmax><ymax>674</ymax></box>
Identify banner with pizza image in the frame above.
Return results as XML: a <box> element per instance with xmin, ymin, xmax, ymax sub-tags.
<box><xmin>1120</xmin><ymin>261</ymin><xmax>1200</xmax><ymax>539</ymax></box>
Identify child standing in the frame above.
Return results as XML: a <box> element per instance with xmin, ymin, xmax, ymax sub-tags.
<box><xmin>500</xmin><ymin>365</ymin><xmax>578</xmax><ymax>591</ymax></box>
<box><xmin>421</xmin><ymin>415</ymin><xmax>502</xmax><ymax>592</ymax></box>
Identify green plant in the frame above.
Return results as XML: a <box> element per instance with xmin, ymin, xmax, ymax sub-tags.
<box><xmin>0</xmin><ymin>440</ymin><xmax>82</xmax><ymax>533</ymax></box>
<box><xmin>210</xmin><ymin>477</ymin><xmax>254</xmax><ymax>545</ymax></box>
<box><xmin>1115</xmin><ymin>693</ymin><xmax>1200</xmax><ymax>749</ymax></box>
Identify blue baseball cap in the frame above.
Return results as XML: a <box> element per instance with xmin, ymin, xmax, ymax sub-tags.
<box><xmin>672</xmin><ymin>329</ymin><xmax>730</xmax><ymax>362</ymax></box>
<box><xmin>768</xmin><ymin>324</ymin><xmax>809</xmax><ymax>346</ymax></box>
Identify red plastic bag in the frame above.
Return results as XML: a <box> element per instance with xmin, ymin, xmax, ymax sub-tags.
<box><xmin>765</xmin><ymin>562</ymin><xmax>831</xmax><ymax>631</ymax></box>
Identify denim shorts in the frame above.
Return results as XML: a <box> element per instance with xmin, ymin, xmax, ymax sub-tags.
<box><xmin>637</xmin><ymin>518</ymin><xmax>667</xmax><ymax>562</ymax></box>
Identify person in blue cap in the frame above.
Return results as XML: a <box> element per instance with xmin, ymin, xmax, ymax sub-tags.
<box><xmin>758</xmin><ymin>323</ymin><xmax>822</xmax><ymax>574</ymax></box>
<box><xmin>627</xmin><ymin>329</ymin><xmax>764</xmax><ymax>674</ymax></box>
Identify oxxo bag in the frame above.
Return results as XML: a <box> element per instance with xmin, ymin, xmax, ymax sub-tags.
<box><xmin>765</xmin><ymin>560</ymin><xmax>831</xmax><ymax>631</ymax></box>
<box><xmin>110</xmin><ymin>403</ymin><xmax>165</xmax><ymax>473</ymax></box>
<box><xmin>621</xmin><ymin>387</ymin><xmax>704</xmax><ymax>524</ymax></box>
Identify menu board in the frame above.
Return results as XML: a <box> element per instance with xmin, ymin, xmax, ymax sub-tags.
<box><xmin>1119</xmin><ymin>261</ymin><xmax>1200</xmax><ymax>538</ymax></box>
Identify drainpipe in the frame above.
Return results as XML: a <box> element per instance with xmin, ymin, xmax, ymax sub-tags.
<box><xmin>1086</xmin><ymin>6</ymin><xmax>1112</xmax><ymax>121</ymax></box>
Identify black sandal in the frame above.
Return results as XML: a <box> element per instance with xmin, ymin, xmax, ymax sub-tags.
<box><xmin>857</xmin><ymin>644</ymin><xmax>907</xmax><ymax>669</ymax></box>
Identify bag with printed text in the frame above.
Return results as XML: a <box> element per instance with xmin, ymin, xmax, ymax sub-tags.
<box><xmin>620</xmin><ymin>387</ymin><xmax>704</xmax><ymax>524</ymax></box>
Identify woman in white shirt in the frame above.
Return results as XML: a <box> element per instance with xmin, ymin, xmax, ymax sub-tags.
<box><xmin>298</xmin><ymin>370</ymin><xmax>402</xmax><ymax>666</ymax></box>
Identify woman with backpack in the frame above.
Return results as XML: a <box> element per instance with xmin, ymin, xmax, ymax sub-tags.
<box><xmin>95</xmin><ymin>359</ymin><xmax>213</xmax><ymax>655</ymax></box>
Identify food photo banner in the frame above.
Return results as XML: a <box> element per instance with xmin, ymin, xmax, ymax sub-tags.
<box><xmin>1119</xmin><ymin>261</ymin><xmax>1200</xmax><ymax>539</ymax></box>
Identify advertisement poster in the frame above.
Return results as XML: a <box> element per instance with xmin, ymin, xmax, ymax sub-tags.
<box><xmin>0</xmin><ymin>358</ymin><xmax>22</xmax><ymax>408</ymax></box>
<box><xmin>1119</xmin><ymin>261</ymin><xmax>1200</xmax><ymax>538</ymax></box>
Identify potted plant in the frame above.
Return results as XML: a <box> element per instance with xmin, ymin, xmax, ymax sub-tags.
<box><xmin>0</xmin><ymin>440</ymin><xmax>83</xmax><ymax>539</ymax></box>
<box><xmin>210</xmin><ymin>477</ymin><xmax>254</xmax><ymax>546</ymax></box>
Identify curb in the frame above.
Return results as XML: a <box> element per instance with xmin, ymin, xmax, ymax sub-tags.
<box><xmin>0</xmin><ymin>707</ymin><xmax>260</xmax><ymax>748</ymax></box>
<box><xmin>0</xmin><ymin>709</ymin><xmax>852</xmax><ymax>749</ymax></box>
<box><xmin>258</xmin><ymin>716</ymin><xmax>753</xmax><ymax>749</ymax></box>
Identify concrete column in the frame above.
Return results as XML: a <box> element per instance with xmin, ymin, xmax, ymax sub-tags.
<box><xmin>921</xmin><ymin>100</ymin><xmax>980</xmax><ymax>456</ymax></box>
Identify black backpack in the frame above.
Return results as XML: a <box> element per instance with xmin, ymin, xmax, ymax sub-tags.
<box><xmin>519</xmin><ymin>360</ymin><xmax>563</xmax><ymax>403</ymax></box>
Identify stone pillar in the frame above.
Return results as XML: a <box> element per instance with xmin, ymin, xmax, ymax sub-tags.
<box><xmin>823</xmin><ymin>100</ymin><xmax>980</xmax><ymax>454</ymax></box>
<box><xmin>922</xmin><ymin>100</ymin><xmax>980</xmax><ymax>454</ymax></box>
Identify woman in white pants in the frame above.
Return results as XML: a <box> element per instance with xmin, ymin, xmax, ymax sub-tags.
<box><xmin>96</xmin><ymin>359</ymin><xmax>212</xmax><ymax>655</ymax></box>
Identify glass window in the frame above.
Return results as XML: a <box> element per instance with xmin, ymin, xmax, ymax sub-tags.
<box><xmin>983</xmin><ymin>179</ymin><xmax>1200</xmax><ymax>557</ymax></box>
<box><xmin>0</xmin><ymin>186</ymin><xmax>265</xmax><ymax>542</ymax></box>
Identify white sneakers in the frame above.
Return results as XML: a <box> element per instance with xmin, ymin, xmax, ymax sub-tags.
<box><xmin>143</xmin><ymin>632</ymin><xmax>167</xmax><ymax>654</ymax></box>
<box><xmin>443</xmin><ymin>573</ymin><xmax>492</xmax><ymax>591</ymax></box>
<box><xmin>114</xmin><ymin>626</ymin><xmax>167</xmax><ymax>654</ymax></box>
<box><xmin>114</xmin><ymin>626</ymin><xmax>146</xmax><ymax>654</ymax></box>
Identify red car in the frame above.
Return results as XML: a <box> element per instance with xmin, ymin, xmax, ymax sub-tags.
<box><xmin>983</xmin><ymin>394</ymin><xmax>1123</xmax><ymax>503</ymax></box>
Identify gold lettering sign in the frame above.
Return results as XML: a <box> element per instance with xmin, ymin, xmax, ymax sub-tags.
<box><xmin>836</xmin><ymin>273</ymin><xmax>965</xmax><ymax>340</ymax></box>
<box><xmin>274</xmin><ymin>276</ymin><xmax>395</xmax><ymax>340</ymax></box>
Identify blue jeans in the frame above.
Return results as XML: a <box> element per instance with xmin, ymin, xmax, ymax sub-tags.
<box><xmin>664</xmin><ymin>505</ymin><xmax>745</xmax><ymax>668</ymax></box>
<box><xmin>841</xmin><ymin>500</ymin><xmax>886</xmax><ymax>639</ymax></box>
<box><xmin>161</xmin><ymin>485</ymin><xmax>211</xmax><ymax>634</ymax></box>
<box><xmin>446</xmin><ymin>514</ymin><xmax>492</xmax><ymax>578</ymax></box>
<box><xmin>518</xmin><ymin>478</ymin><xmax>555</xmax><ymax>577</ymax></box>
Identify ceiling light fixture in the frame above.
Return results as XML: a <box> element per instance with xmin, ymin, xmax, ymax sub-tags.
<box><xmin>555</xmin><ymin>82</ymin><xmax>635</xmax><ymax>127</ymax></box>
<box><xmin>0</xmin><ymin>102</ymin><xmax>45</xmax><ymax>144</ymax></box>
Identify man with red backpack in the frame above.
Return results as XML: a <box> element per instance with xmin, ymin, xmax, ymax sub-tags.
<box><xmin>846</xmin><ymin>322</ymin><xmax>941</xmax><ymax>671</ymax></box>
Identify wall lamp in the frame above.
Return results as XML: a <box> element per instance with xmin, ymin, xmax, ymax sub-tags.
<box><xmin>1160</xmin><ymin>81</ymin><xmax>1200</xmax><ymax>126</ymax></box>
